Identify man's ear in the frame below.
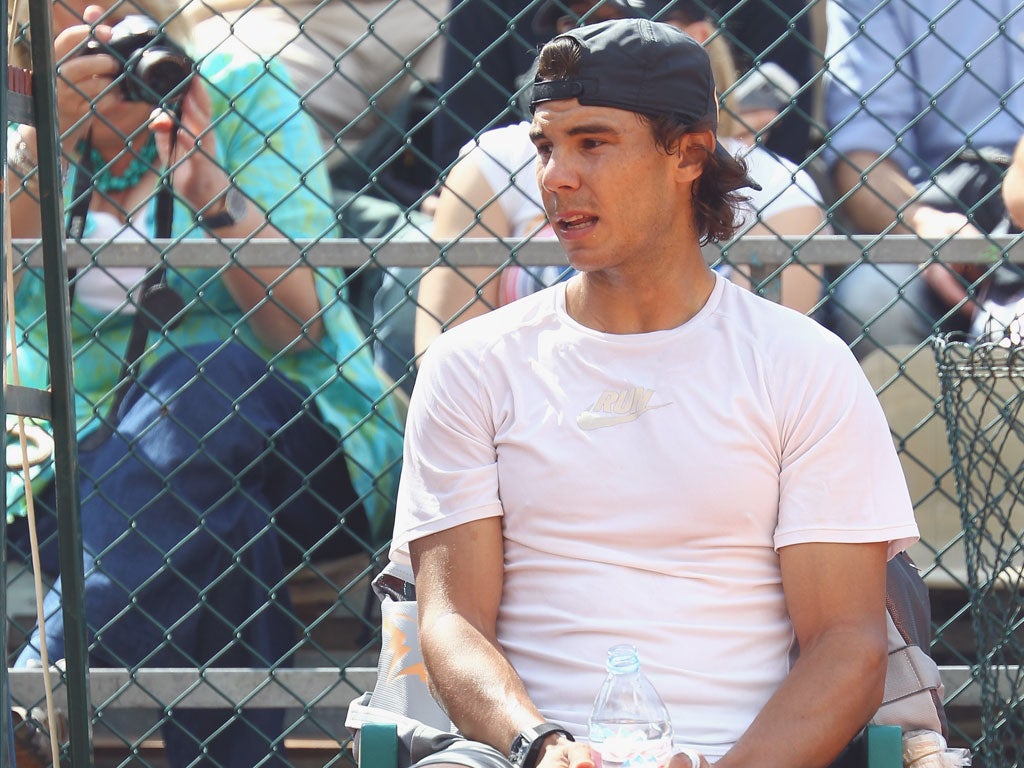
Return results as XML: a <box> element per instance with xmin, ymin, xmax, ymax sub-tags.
<box><xmin>675</xmin><ymin>130</ymin><xmax>716</xmax><ymax>182</ymax></box>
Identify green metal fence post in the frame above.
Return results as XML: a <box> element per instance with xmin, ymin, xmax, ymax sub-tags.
<box><xmin>3</xmin><ymin>0</ymin><xmax>16</xmax><ymax>764</ymax></box>
<box><xmin>25</xmin><ymin>0</ymin><xmax>92</xmax><ymax>762</ymax></box>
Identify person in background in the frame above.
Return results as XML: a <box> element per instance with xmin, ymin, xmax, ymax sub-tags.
<box><xmin>4</xmin><ymin>2</ymin><xmax>403</xmax><ymax>766</ymax></box>
<box><xmin>978</xmin><ymin>132</ymin><xmax>1024</xmax><ymax>340</ymax></box>
<box><xmin>190</xmin><ymin>0</ymin><xmax>447</xmax><ymax>380</ymax></box>
<box><xmin>729</xmin><ymin>61</ymin><xmax>799</xmax><ymax>148</ymax></box>
<box><xmin>824</xmin><ymin>0</ymin><xmax>1024</xmax><ymax>358</ymax></box>
<box><xmin>431</xmin><ymin>0</ymin><xmax>549</xmax><ymax>174</ymax></box>
<box><xmin>713</xmin><ymin>0</ymin><xmax>816</xmax><ymax>164</ymax></box>
<box><xmin>415</xmin><ymin>0</ymin><xmax>826</xmax><ymax>354</ymax></box>
<box><xmin>394</xmin><ymin>17</ymin><xmax>917</xmax><ymax>768</ymax></box>
<box><xmin>189</xmin><ymin>0</ymin><xmax>447</xmax><ymax>152</ymax></box>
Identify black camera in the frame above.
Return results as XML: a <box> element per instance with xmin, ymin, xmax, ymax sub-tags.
<box><xmin>83</xmin><ymin>15</ymin><xmax>194</xmax><ymax>106</ymax></box>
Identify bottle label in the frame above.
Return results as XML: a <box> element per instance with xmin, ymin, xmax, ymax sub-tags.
<box><xmin>590</xmin><ymin>724</ymin><xmax>673</xmax><ymax>768</ymax></box>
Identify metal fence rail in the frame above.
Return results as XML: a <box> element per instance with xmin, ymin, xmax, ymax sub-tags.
<box><xmin>16</xmin><ymin>235</ymin><xmax>1024</xmax><ymax>268</ymax></box>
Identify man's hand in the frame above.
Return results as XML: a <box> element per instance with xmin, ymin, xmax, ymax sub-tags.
<box><xmin>906</xmin><ymin>203</ymin><xmax>985</xmax><ymax>322</ymax></box>
<box><xmin>668</xmin><ymin>749</ymin><xmax>709</xmax><ymax>768</ymax></box>
<box><xmin>537</xmin><ymin>736</ymin><xmax>596</xmax><ymax>768</ymax></box>
<box><xmin>906</xmin><ymin>204</ymin><xmax>979</xmax><ymax>240</ymax></box>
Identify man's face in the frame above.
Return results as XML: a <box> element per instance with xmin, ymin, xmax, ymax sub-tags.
<box><xmin>530</xmin><ymin>99</ymin><xmax>690</xmax><ymax>274</ymax></box>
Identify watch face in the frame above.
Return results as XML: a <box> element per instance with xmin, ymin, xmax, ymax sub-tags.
<box><xmin>205</xmin><ymin>186</ymin><xmax>247</xmax><ymax>230</ymax></box>
<box><xmin>509</xmin><ymin>724</ymin><xmax>572</xmax><ymax>768</ymax></box>
<box><xmin>509</xmin><ymin>734</ymin><xmax>530</xmax><ymax>766</ymax></box>
<box><xmin>226</xmin><ymin>186</ymin><xmax>247</xmax><ymax>221</ymax></box>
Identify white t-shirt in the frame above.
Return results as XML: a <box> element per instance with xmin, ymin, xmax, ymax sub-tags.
<box><xmin>465</xmin><ymin>121</ymin><xmax>547</xmax><ymax>239</ymax></box>
<box><xmin>73</xmin><ymin>210</ymin><xmax>150</xmax><ymax>314</ymax></box>
<box><xmin>392</xmin><ymin>273</ymin><xmax>918</xmax><ymax>760</ymax></box>
<box><xmin>722</xmin><ymin>137</ymin><xmax>824</xmax><ymax>232</ymax></box>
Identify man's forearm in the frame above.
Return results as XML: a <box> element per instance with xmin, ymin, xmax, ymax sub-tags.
<box><xmin>6</xmin><ymin>126</ymin><xmax>46</xmax><ymax>240</ymax></box>
<box><xmin>714</xmin><ymin>627</ymin><xmax>887</xmax><ymax>768</ymax></box>
<box><xmin>420</xmin><ymin>610</ymin><xmax>545</xmax><ymax>753</ymax></box>
<box><xmin>833</xmin><ymin>151</ymin><xmax>920</xmax><ymax>234</ymax></box>
<box><xmin>413</xmin><ymin>519</ymin><xmax>549</xmax><ymax>756</ymax></box>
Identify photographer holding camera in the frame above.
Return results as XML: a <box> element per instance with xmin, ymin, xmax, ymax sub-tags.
<box><xmin>5</xmin><ymin>2</ymin><xmax>404</xmax><ymax>766</ymax></box>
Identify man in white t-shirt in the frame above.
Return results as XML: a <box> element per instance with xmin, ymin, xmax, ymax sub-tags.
<box><xmin>392</xmin><ymin>18</ymin><xmax>919</xmax><ymax>768</ymax></box>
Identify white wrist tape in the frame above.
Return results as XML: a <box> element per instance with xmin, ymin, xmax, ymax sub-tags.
<box><xmin>677</xmin><ymin>747</ymin><xmax>703</xmax><ymax>768</ymax></box>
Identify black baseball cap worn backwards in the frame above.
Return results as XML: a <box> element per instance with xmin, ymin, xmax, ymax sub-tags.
<box><xmin>529</xmin><ymin>18</ymin><xmax>760</xmax><ymax>191</ymax></box>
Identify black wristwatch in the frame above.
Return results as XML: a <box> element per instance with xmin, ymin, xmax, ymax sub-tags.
<box><xmin>201</xmin><ymin>185</ymin><xmax>248</xmax><ymax>230</ymax></box>
<box><xmin>508</xmin><ymin>723</ymin><xmax>574</xmax><ymax>768</ymax></box>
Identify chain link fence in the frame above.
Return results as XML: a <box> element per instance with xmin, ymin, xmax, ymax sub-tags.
<box><xmin>935</xmin><ymin>335</ymin><xmax>1024</xmax><ymax>768</ymax></box>
<box><xmin>4</xmin><ymin>0</ymin><xmax>1024</xmax><ymax>765</ymax></box>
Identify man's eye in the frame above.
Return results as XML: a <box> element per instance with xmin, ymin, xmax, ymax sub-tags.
<box><xmin>536</xmin><ymin>144</ymin><xmax>553</xmax><ymax>159</ymax></box>
<box><xmin>582</xmin><ymin>139</ymin><xmax>604</xmax><ymax>150</ymax></box>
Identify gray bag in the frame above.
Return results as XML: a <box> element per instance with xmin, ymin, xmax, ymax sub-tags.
<box><xmin>872</xmin><ymin>552</ymin><xmax>947</xmax><ymax>736</ymax></box>
<box><xmin>345</xmin><ymin>562</ymin><xmax>462</xmax><ymax>767</ymax></box>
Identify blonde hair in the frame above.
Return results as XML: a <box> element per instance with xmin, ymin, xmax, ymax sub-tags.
<box><xmin>704</xmin><ymin>33</ymin><xmax>740</xmax><ymax>139</ymax></box>
<box><xmin>662</xmin><ymin>18</ymin><xmax>741</xmax><ymax>139</ymax></box>
<box><xmin>9</xmin><ymin>0</ymin><xmax>191</xmax><ymax>69</ymax></box>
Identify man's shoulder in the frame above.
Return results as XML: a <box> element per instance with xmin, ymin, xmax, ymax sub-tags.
<box><xmin>732</xmin><ymin>142</ymin><xmax>822</xmax><ymax>205</ymax></box>
<box><xmin>423</xmin><ymin>287</ymin><xmax>562</xmax><ymax>363</ymax></box>
<box><xmin>462</xmin><ymin>121</ymin><xmax>536</xmax><ymax>171</ymax></box>
<box><xmin>474</xmin><ymin>121</ymin><xmax>533</xmax><ymax>152</ymax></box>
<box><xmin>721</xmin><ymin>281</ymin><xmax>852</xmax><ymax>360</ymax></box>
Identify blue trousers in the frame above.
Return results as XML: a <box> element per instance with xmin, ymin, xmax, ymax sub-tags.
<box><xmin>8</xmin><ymin>342</ymin><xmax>367</xmax><ymax>768</ymax></box>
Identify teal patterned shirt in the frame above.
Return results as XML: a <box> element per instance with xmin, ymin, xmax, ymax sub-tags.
<box><xmin>7</xmin><ymin>50</ymin><xmax>404</xmax><ymax>541</ymax></box>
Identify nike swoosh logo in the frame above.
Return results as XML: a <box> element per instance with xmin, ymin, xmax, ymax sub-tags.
<box><xmin>576</xmin><ymin>402</ymin><xmax>670</xmax><ymax>431</ymax></box>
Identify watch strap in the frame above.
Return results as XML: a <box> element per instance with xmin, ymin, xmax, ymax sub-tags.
<box><xmin>509</xmin><ymin>723</ymin><xmax>574</xmax><ymax>768</ymax></box>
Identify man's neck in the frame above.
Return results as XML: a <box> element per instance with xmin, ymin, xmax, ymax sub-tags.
<box><xmin>565</xmin><ymin>260</ymin><xmax>718</xmax><ymax>335</ymax></box>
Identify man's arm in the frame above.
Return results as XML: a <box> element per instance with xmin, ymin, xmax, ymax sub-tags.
<box><xmin>833</xmin><ymin>152</ymin><xmax>920</xmax><ymax>236</ymax></box>
<box><xmin>414</xmin><ymin>155</ymin><xmax>508</xmax><ymax>356</ymax></box>
<box><xmin>834</xmin><ymin>151</ymin><xmax>980</xmax><ymax>321</ymax></box>
<box><xmin>410</xmin><ymin>518</ymin><xmax>590</xmax><ymax>766</ymax></box>
<box><xmin>833</xmin><ymin>151</ymin><xmax>975</xmax><ymax>238</ymax></box>
<box><xmin>1003</xmin><ymin>135</ymin><xmax>1024</xmax><ymax>229</ymax></box>
<box><xmin>712</xmin><ymin>541</ymin><xmax>889</xmax><ymax>768</ymax></box>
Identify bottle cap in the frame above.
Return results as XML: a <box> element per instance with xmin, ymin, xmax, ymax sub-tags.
<box><xmin>606</xmin><ymin>644</ymin><xmax>641</xmax><ymax>673</ymax></box>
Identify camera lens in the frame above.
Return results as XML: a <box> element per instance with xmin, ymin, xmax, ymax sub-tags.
<box><xmin>79</xmin><ymin>15</ymin><xmax>194</xmax><ymax>106</ymax></box>
<box><xmin>127</xmin><ymin>49</ymin><xmax>193</xmax><ymax>105</ymax></box>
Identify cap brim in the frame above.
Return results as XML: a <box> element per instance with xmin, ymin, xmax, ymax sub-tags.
<box><xmin>714</xmin><ymin>142</ymin><xmax>761</xmax><ymax>192</ymax></box>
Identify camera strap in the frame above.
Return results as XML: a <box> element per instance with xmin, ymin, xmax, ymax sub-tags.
<box><xmin>72</xmin><ymin>126</ymin><xmax>186</xmax><ymax>450</ymax></box>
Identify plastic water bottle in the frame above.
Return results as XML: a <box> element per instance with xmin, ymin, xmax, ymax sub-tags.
<box><xmin>902</xmin><ymin>730</ymin><xmax>973</xmax><ymax>767</ymax></box>
<box><xmin>588</xmin><ymin>644</ymin><xmax>674</xmax><ymax>768</ymax></box>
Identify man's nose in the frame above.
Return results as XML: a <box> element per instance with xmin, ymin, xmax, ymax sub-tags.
<box><xmin>538</xmin><ymin>148</ymin><xmax>581</xmax><ymax>192</ymax></box>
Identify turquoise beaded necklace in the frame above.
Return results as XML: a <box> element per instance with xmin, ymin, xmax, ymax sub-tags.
<box><xmin>88</xmin><ymin>136</ymin><xmax>159</xmax><ymax>193</ymax></box>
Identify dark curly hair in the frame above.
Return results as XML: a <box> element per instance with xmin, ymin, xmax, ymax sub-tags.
<box><xmin>534</xmin><ymin>35</ymin><xmax>748</xmax><ymax>245</ymax></box>
<box><xmin>643</xmin><ymin>113</ymin><xmax>750</xmax><ymax>245</ymax></box>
